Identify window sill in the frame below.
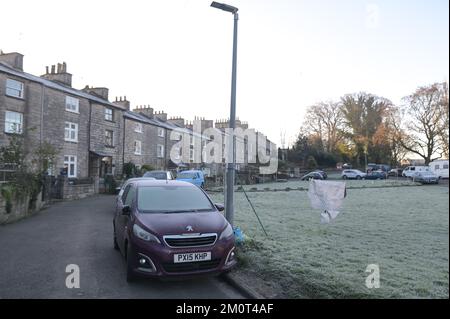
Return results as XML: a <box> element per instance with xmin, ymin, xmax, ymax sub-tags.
<box><xmin>105</xmin><ymin>145</ymin><xmax>115</xmax><ymax>149</ymax></box>
<box><xmin>105</xmin><ymin>119</ymin><xmax>116</xmax><ymax>123</ymax></box>
<box><xmin>5</xmin><ymin>94</ymin><xmax>25</xmax><ymax>101</ymax></box>
<box><xmin>4</xmin><ymin>131</ymin><xmax>24</xmax><ymax>136</ymax></box>
<box><xmin>65</xmin><ymin>109</ymin><xmax>80</xmax><ymax>114</ymax></box>
<box><xmin>65</xmin><ymin>140</ymin><xmax>78</xmax><ymax>144</ymax></box>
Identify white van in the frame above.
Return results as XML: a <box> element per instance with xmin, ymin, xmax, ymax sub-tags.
<box><xmin>429</xmin><ymin>160</ymin><xmax>449</xmax><ymax>179</ymax></box>
<box><xmin>402</xmin><ymin>166</ymin><xmax>430</xmax><ymax>178</ymax></box>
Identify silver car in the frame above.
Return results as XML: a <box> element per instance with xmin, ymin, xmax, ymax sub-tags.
<box><xmin>412</xmin><ymin>171</ymin><xmax>439</xmax><ymax>184</ymax></box>
<box><xmin>341</xmin><ymin>169</ymin><xmax>367</xmax><ymax>180</ymax></box>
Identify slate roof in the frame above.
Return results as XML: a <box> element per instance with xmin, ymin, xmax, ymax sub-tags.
<box><xmin>0</xmin><ymin>62</ymin><xmax>126</xmax><ymax>111</ymax></box>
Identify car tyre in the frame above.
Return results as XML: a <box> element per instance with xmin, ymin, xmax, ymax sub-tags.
<box><xmin>356</xmin><ymin>176</ymin><xmax>362</xmax><ymax>180</ymax></box>
<box><xmin>113</xmin><ymin>223</ymin><xmax>119</xmax><ymax>250</ymax></box>
<box><xmin>126</xmin><ymin>242</ymin><xmax>136</xmax><ymax>283</ymax></box>
<box><xmin>342</xmin><ymin>175</ymin><xmax>347</xmax><ymax>180</ymax></box>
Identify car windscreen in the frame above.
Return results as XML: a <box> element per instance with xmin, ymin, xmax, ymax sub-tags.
<box><xmin>143</xmin><ymin>172</ymin><xmax>167</xmax><ymax>180</ymax></box>
<box><xmin>137</xmin><ymin>186</ymin><xmax>214</xmax><ymax>213</ymax></box>
<box><xmin>177</xmin><ymin>172</ymin><xmax>196</xmax><ymax>179</ymax></box>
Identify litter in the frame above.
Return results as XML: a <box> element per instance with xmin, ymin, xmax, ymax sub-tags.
<box><xmin>307</xmin><ymin>179</ymin><xmax>347</xmax><ymax>224</ymax></box>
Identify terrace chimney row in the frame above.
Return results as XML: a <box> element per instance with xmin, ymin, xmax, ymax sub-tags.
<box><xmin>41</xmin><ymin>62</ymin><xmax>72</xmax><ymax>87</ymax></box>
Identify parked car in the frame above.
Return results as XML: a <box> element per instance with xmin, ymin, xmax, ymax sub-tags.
<box><xmin>402</xmin><ymin>166</ymin><xmax>430</xmax><ymax>178</ymax></box>
<box><xmin>176</xmin><ymin>170</ymin><xmax>205</xmax><ymax>188</ymax></box>
<box><xmin>429</xmin><ymin>160</ymin><xmax>449</xmax><ymax>179</ymax></box>
<box><xmin>115</xmin><ymin>177</ymin><xmax>156</xmax><ymax>196</ymax></box>
<box><xmin>365</xmin><ymin>171</ymin><xmax>387</xmax><ymax>180</ymax></box>
<box><xmin>342</xmin><ymin>163</ymin><xmax>352</xmax><ymax>169</ymax></box>
<box><xmin>143</xmin><ymin>170</ymin><xmax>174</xmax><ymax>180</ymax></box>
<box><xmin>113</xmin><ymin>179</ymin><xmax>236</xmax><ymax>281</ymax></box>
<box><xmin>301</xmin><ymin>172</ymin><xmax>324</xmax><ymax>181</ymax></box>
<box><xmin>314</xmin><ymin>170</ymin><xmax>328</xmax><ymax>179</ymax></box>
<box><xmin>412</xmin><ymin>171</ymin><xmax>439</xmax><ymax>184</ymax></box>
<box><xmin>341</xmin><ymin>169</ymin><xmax>366</xmax><ymax>180</ymax></box>
<box><xmin>388</xmin><ymin>168</ymin><xmax>403</xmax><ymax>177</ymax></box>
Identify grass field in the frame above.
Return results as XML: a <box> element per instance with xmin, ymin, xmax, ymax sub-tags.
<box><xmin>209</xmin><ymin>182</ymin><xmax>449</xmax><ymax>298</ymax></box>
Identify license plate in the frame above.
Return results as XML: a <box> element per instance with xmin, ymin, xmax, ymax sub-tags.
<box><xmin>174</xmin><ymin>252</ymin><xmax>211</xmax><ymax>263</ymax></box>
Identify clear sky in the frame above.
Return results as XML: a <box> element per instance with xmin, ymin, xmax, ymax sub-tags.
<box><xmin>1</xmin><ymin>0</ymin><xmax>448</xmax><ymax>147</ymax></box>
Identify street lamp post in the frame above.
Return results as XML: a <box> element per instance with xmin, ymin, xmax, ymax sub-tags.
<box><xmin>210</xmin><ymin>2</ymin><xmax>239</xmax><ymax>226</ymax></box>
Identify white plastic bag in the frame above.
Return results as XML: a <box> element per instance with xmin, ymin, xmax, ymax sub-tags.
<box><xmin>307</xmin><ymin>180</ymin><xmax>347</xmax><ymax>224</ymax></box>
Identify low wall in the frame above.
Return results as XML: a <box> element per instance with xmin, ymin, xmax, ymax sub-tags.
<box><xmin>62</xmin><ymin>180</ymin><xmax>95</xmax><ymax>200</ymax></box>
<box><xmin>0</xmin><ymin>191</ymin><xmax>44</xmax><ymax>225</ymax></box>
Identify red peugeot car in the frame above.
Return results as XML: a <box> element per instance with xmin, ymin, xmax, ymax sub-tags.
<box><xmin>113</xmin><ymin>179</ymin><xmax>236</xmax><ymax>281</ymax></box>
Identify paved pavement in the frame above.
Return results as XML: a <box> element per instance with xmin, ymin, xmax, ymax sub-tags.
<box><xmin>0</xmin><ymin>195</ymin><xmax>244</xmax><ymax>299</ymax></box>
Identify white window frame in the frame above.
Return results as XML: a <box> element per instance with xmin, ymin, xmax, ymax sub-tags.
<box><xmin>134</xmin><ymin>140</ymin><xmax>142</xmax><ymax>155</ymax></box>
<box><xmin>105</xmin><ymin>129</ymin><xmax>114</xmax><ymax>147</ymax></box>
<box><xmin>105</xmin><ymin>107</ymin><xmax>113</xmax><ymax>121</ymax></box>
<box><xmin>64</xmin><ymin>155</ymin><xmax>77</xmax><ymax>178</ymax></box>
<box><xmin>158</xmin><ymin>127</ymin><xmax>165</xmax><ymax>138</ymax></box>
<box><xmin>65</xmin><ymin>96</ymin><xmax>79</xmax><ymax>113</ymax></box>
<box><xmin>5</xmin><ymin>79</ymin><xmax>24</xmax><ymax>99</ymax></box>
<box><xmin>135</xmin><ymin>123</ymin><xmax>143</xmax><ymax>133</ymax></box>
<box><xmin>4</xmin><ymin>111</ymin><xmax>23</xmax><ymax>134</ymax></box>
<box><xmin>157</xmin><ymin>144</ymin><xmax>164</xmax><ymax>158</ymax></box>
<box><xmin>64</xmin><ymin>121</ymin><xmax>78</xmax><ymax>142</ymax></box>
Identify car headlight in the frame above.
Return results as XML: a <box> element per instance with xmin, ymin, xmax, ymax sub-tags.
<box><xmin>133</xmin><ymin>224</ymin><xmax>161</xmax><ymax>244</ymax></box>
<box><xmin>219</xmin><ymin>224</ymin><xmax>234</xmax><ymax>240</ymax></box>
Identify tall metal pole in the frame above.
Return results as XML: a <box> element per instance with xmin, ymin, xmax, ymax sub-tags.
<box><xmin>225</xmin><ymin>12</ymin><xmax>238</xmax><ymax>226</ymax></box>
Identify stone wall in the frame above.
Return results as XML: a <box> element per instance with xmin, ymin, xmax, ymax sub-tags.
<box><xmin>0</xmin><ymin>190</ymin><xmax>44</xmax><ymax>225</ymax></box>
<box><xmin>62</xmin><ymin>182</ymin><xmax>95</xmax><ymax>200</ymax></box>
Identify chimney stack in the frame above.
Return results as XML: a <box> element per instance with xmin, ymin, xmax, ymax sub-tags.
<box><xmin>0</xmin><ymin>51</ymin><xmax>24</xmax><ymax>71</ymax></box>
<box><xmin>113</xmin><ymin>96</ymin><xmax>130</xmax><ymax>110</ymax></box>
<box><xmin>82</xmin><ymin>86</ymin><xmax>109</xmax><ymax>100</ymax></box>
<box><xmin>41</xmin><ymin>62</ymin><xmax>72</xmax><ymax>87</ymax></box>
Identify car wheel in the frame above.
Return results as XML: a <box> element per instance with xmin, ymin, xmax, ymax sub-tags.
<box><xmin>126</xmin><ymin>242</ymin><xmax>136</xmax><ymax>283</ymax></box>
<box><xmin>342</xmin><ymin>175</ymin><xmax>347</xmax><ymax>180</ymax></box>
<box><xmin>113</xmin><ymin>223</ymin><xmax>119</xmax><ymax>250</ymax></box>
<box><xmin>356</xmin><ymin>176</ymin><xmax>361</xmax><ymax>180</ymax></box>
<box><xmin>114</xmin><ymin>235</ymin><xmax>119</xmax><ymax>250</ymax></box>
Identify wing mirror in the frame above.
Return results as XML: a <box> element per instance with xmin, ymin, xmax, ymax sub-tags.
<box><xmin>215</xmin><ymin>203</ymin><xmax>225</xmax><ymax>212</ymax></box>
<box><xmin>122</xmin><ymin>205</ymin><xmax>131</xmax><ymax>216</ymax></box>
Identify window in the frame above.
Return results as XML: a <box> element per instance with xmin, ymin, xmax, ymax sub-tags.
<box><xmin>135</xmin><ymin>123</ymin><xmax>143</xmax><ymax>133</ymax></box>
<box><xmin>124</xmin><ymin>185</ymin><xmax>136</xmax><ymax>206</ymax></box>
<box><xmin>65</xmin><ymin>96</ymin><xmax>79</xmax><ymax>113</ymax></box>
<box><xmin>444</xmin><ymin>164</ymin><xmax>449</xmax><ymax>169</ymax></box>
<box><xmin>64</xmin><ymin>155</ymin><xmax>77</xmax><ymax>178</ymax></box>
<box><xmin>189</xmin><ymin>148</ymin><xmax>194</xmax><ymax>161</ymax></box>
<box><xmin>4</xmin><ymin>111</ymin><xmax>23</xmax><ymax>134</ymax></box>
<box><xmin>105</xmin><ymin>108</ymin><xmax>113</xmax><ymax>121</ymax></box>
<box><xmin>158</xmin><ymin>127</ymin><xmax>165</xmax><ymax>137</ymax></box>
<box><xmin>157</xmin><ymin>144</ymin><xmax>164</xmax><ymax>158</ymax></box>
<box><xmin>105</xmin><ymin>130</ymin><xmax>114</xmax><ymax>147</ymax></box>
<box><xmin>64</xmin><ymin>122</ymin><xmax>78</xmax><ymax>142</ymax></box>
<box><xmin>435</xmin><ymin>165</ymin><xmax>440</xmax><ymax>170</ymax></box>
<box><xmin>134</xmin><ymin>140</ymin><xmax>142</xmax><ymax>155</ymax></box>
<box><xmin>6</xmin><ymin>79</ymin><xmax>24</xmax><ymax>98</ymax></box>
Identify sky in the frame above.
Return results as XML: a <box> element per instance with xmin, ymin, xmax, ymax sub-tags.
<box><xmin>1</xmin><ymin>0</ymin><xmax>448</xmax><ymax>147</ymax></box>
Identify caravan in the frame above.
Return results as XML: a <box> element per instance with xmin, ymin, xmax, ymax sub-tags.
<box><xmin>429</xmin><ymin>160</ymin><xmax>449</xmax><ymax>179</ymax></box>
<box><xmin>402</xmin><ymin>166</ymin><xmax>430</xmax><ymax>178</ymax></box>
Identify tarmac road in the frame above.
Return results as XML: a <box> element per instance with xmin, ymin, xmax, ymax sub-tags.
<box><xmin>0</xmin><ymin>195</ymin><xmax>244</xmax><ymax>299</ymax></box>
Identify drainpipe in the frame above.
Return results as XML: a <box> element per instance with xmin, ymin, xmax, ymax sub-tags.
<box><xmin>122</xmin><ymin>116</ymin><xmax>126</xmax><ymax>176</ymax></box>
<box><xmin>88</xmin><ymin>101</ymin><xmax>92</xmax><ymax>177</ymax></box>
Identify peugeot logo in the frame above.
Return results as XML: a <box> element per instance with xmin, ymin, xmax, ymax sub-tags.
<box><xmin>186</xmin><ymin>225</ymin><xmax>194</xmax><ymax>232</ymax></box>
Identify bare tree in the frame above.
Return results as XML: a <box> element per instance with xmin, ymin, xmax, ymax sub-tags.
<box><xmin>400</xmin><ymin>82</ymin><xmax>448</xmax><ymax>164</ymax></box>
<box><xmin>302</xmin><ymin>101</ymin><xmax>345</xmax><ymax>153</ymax></box>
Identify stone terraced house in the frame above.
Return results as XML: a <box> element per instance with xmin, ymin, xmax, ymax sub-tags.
<box><xmin>0</xmin><ymin>51</ymin><xmax>276</xmax><ymax>198</ymax></box>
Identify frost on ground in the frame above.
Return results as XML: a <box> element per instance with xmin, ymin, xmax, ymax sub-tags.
<box><xmin>209</xmin><ymin>185</ymin><xmax>449</xmax><ymax>298</ymax></box>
